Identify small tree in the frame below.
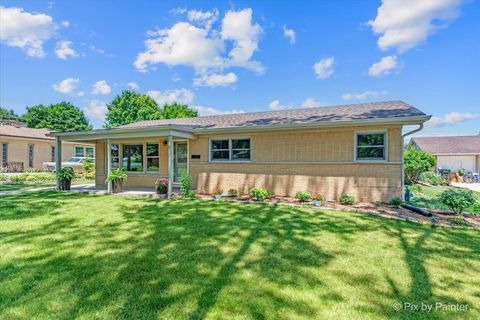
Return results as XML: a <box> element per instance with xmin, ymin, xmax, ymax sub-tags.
<box><xmin>439</xmin><ymin>189</ymin><xmax>476</xmax><ymax>215</ymax></box>
<box><xmin>404</xmin><ymin>148</ymin><xmax>436</xmax><ymax>184</ymax></box>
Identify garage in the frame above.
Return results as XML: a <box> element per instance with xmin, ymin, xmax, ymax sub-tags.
<box><xmin>437</xmin><ymin>155</ymin><xmax>476</xmax><ymax>172</ymax></box>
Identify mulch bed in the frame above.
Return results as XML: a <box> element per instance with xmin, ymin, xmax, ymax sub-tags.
<box><xmin>196</xmin><ymin>194</ymin><xmax>480</xmax><ymax>229</ymax></box>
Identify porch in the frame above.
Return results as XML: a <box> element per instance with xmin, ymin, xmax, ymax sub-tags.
<box><xmin>49</xmin><ymin>125</ymin><xmax>196</xmax><ymax>197</ymax></box>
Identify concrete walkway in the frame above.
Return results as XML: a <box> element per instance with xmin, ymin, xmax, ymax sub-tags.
<box><xmin>451</xmin><ymin>182</ymin><xmax>480</xmax><ymax>192</ymax></box>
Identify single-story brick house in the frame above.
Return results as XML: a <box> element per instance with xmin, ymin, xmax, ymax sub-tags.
<box><xmin>0</xmin><ymin>120</ymin><xmax>94</xmax><ymax>172</ymax></box>
<box><xmin>49</xmin><ymin>100</ymin><xmax>430</xmax><ymax>202</ymax></box>
<box><xmin>408</xmin><ymin>135</ymin><xmax>480</xmax><ymax>173</ymax></box>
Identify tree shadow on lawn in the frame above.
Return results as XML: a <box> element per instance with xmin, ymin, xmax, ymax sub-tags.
<box><xmin>1</xmin><ymin>195</ymin><xmax>479</xmax><ymax>319</ymax></box>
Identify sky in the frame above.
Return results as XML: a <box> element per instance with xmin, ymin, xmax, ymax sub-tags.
<box><xmin>0</xmin><ymin>0</ymin><xmax>479</xmax><ymax>137</ymax></box>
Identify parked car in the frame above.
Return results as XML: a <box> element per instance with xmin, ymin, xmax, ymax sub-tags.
<box><xmin>43</xmin><ymin>157</ymin><xmax>94</xmax><ymax>172</ymax></box>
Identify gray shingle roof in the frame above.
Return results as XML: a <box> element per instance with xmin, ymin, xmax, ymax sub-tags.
<box><xmin>412</xmin><ymin>136</ymin><xmax>480</xmax><ymax>154</ymax></box>
<box><xmin>0</xmin><ymin>123</ymin><xmax>53</xmax><ymax>140</ymax></box>
<box><xmin>122</xmin><ymin>100</ymin><xmax>426</xmax><ymax>130</ymax></box>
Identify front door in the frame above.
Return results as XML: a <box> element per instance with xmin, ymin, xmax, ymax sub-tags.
<box><xmin>173</xmin><ymin>141</ymin><xmax>188</xmax><ymax>182</ymax></box>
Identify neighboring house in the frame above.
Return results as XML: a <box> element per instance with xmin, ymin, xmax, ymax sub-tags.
<box><xmin>408</xmin><ymin>135</ymin><xmax>480</xmax><ymax>173</ymax></box>
<box><xmin>0</xmin><ymin>120</ymin><xmax>94</xmax><ymax>172</ymax></box>
<box><xmin>49</xmin><ymin>101</ymin><xmax>430</xmax><ymax>202</ymax></box>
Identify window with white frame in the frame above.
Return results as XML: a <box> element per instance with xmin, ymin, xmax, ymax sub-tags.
<box><xmin>146</xmin><ymin>143</ymin><xmax>159</xmax><ymax>172</ymax></box>
<box><xmin>355</xmin><ymin>132</ymin><xmax>386</xmax><ymax>161</ymax></box>
<box><xmin>75</xmin><ymin>146</ymin><xmax>95</xmax><ymax>158</ymax></box>
<box><xmin>119</xmin><ymin>143</ymin><xmax>160</xmax><ymax>173</ymax></box>
<box><xmin>210</xmin><ymin>138</ymin><xmax>251</xmax><ymax>161</ymax></box>
<box><xmin>111</xmin><ymin>144</ymin><xmax>119</xmax><ymax>168</ymax></box>
<box><xmin>122</xmin><ymin>144</ymin><xmax>144</xmax><ymax>172</ymax></box>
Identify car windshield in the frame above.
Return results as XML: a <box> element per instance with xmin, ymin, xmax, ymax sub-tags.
<box><xmin>67</xmin><ymin>157</ymin><xmax>83</xmax><ymax>163</ymax></box>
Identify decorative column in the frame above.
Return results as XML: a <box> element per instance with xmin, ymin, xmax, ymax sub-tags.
<box><xmin>167</xmin><ymin>135</ymin><xmax>173</xmax><ymax>197</ymax></box>
<box><xmin>55</xmin><ymin>137</ymin><xmax>62</xmax><ymax>190</ymax></box>
<box><xmin>107</xmin><ymin>138</ymin><xmax>112</xmax><ymax>193</ymax></box>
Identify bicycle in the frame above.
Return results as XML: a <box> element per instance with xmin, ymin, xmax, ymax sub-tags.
<box><xmin>463</xmin><ymin>171</ymin><xmax>479</xmax><ymax>183</ymax></box>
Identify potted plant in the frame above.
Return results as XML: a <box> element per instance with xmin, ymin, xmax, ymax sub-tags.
<box><xmin>56</xmin><ymin>167</ymin><xmax>75</xmax><ymax>191</ymax></box>
<box><xmin>105</xmin><ymin>168</ymin><xmax>128</xmax><ymax>193</ymax></box>
<box><xmin>155</xmin><ymin>178</ymin><xmax>168</xmax><ymax>197</ymax></box>
<box><xmin>313</xmin><ymin>193</ymin><xmax>324</xmax><ymax>206</ymax></box>
<box><xmin>249</xmin><ymin>187</ymin><xmax>269</xmax><ymax>202</ymax></box>
<box><xmin>213</xmin><ymin>187</ymin><xmax>223</xmax><ymax>199</ymax></box>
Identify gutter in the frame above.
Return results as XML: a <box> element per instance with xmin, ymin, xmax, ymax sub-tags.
<box><xmin>401</xmin><ymin>124</ymin><xmax>425</xmax><ymax>199</ymax></box>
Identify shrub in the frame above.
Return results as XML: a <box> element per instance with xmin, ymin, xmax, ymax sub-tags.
<box><xmin>404</xmin><ymin>148</ymin><xmax>436</xmax><ymax>184</ymax></box>
<box><xmin>419</xmin><ymin>171</ymin><xmax>443</xmax><ymax>186</ymax></box>
<box><xmin>186</xmin><ymin>191</ymin><xmax>196</xmax><ymax>199</ymax></box>
<box><xmin>339</xmin><ymin>194</ymin><xmax>355</xmax><ymax>205</ymax></box>
<box><xmin>227</xmin><ymin>188</ymin><xmax>238</xmax><ymax>197</ymax></box>
<box><xmin>389</xmin><ymin>196</ymin><xmax>403</xmax><ymax>207</ymax></box>
<box><xmin>180</xmin><ymin>172</ymin><xmax>192</xmax><ymax>196</ymax></box>
<box><xmin>249</xmin><ymin>187</ymin><xmax>269</xmax><ymax>201</ymax></box>
<box><xmin>24</xmin><ymin>173</ymin><xmax>56</xmax><ymax>182</ymax></box>
<box><xmin>0</xmin><ymin>174</ymin><xmax>7</xmax><ymax>181</ymax></box>
<box><xmin>296</xmin><ymin>191</ymin><xmax>312</xmax><ymax>202</ymax></box>
<box><xmin>81</xmin><ymin>158</ymin><xmax>94</xmax><ymax>178</ymax></box>
<box><xmin>472</xmin><ymin>203</ymin><xmax>480</xmax><ymax>216</ymax></box>
<box><xmin>438</xmin><ymin>188</ymin><xmax>476</xmax><ymax>215</ymax></box>
<box><xmin>57</xmin><ymin>167</ymin><xmax>75</xmax><ymax>181</ymax></box>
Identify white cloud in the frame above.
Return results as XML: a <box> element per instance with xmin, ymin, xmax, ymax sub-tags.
<box><xmin>301</xmin><ymin>98</ymin><xmax>322</xmax><ymax>108</ymax></box>
<box><xmin>369</xmin><ymin>0</ymin><xmax>462</xmax><ymax>53</ymax></box>
<box><xmin>77</xmin><ymin>91</ymin><xmax>84</xmax><ymax>97</ymax></box>
<box><xmin>268</xmin><ymin>100</ymin><xmax>285</xmax><ymax>111</ymax></box>
<box><xmin>0</xmin><ymin>6</ymin><xmax>56</xmax><ymax>57</ymax></box>
<box><xmin>193</xmin><ymin>105</ymin><xmax>244</xmax><ymax>116</ymax></box>
<box><xmin>55</xmin><ymin>40</ymin><xmax>78</xmax><ymax>60</ymax></box>
<box><xmin>283</xmin><ymin>25</ymin><xmax>296</xmax><ymax>44</ymax></box>
<box><xmin>342</xmin><ymin>90</ymin><xmax>387</xmax><ymax>100</ymax></box>
<box><xmin>426</xmin><ymin>112</ymin><xmax>480</xmax><ymax>128</ymax></box>
<box><xmin>221</xmin><ymin>8</ymin><xmax>263</xmax><ymax>72</ymax></box>
<box><xmin>84</xmin><ymin>100</ymin><xmax>107</xmax><ymax>120</ymax></box>
<box><xmin>52</xmin><ymin>78</ymin><xmax>80</xmax><ymax>94</ymax></box>
<box><xmin>91</xmin><ymin>80</ymin><xmax>111</xmax><ymax>95</ymax></box>
<box><xmin>187</xmin><ymin>9</ymin><xmax>219</xmax><ymax>30</ymax></box>
<box><xmin>368</xmin><ymin>55</ymin><xmax>398</xmax><ymax>77</ymax></box>
<box><xmin>313</xmin><ymin>57</ymin><xmax>334</xmax><ymax>79</ymax></box>
<box><xmin>127</xmin><ymin>82</ymin><xmax>139</xmax><ymax>90</ymax></box>
<box><xmin>61</xmin><ymin>21</ymin><xmax>70</xmax><ymax>28</ymax></box>
<box><xmin>147</xmin><ymin>89</ymin><xmax>194</xmax><ymax>106</ymax></box>
<box><xmin>193</xmin><ymin>72</ymin><xmax>238</xmax><ymax>87</ymax></box>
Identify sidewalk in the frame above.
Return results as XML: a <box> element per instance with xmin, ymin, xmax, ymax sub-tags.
<box><xmin>451</xmin><ymin>182</ymin><xmax>480</xmax><ymax>192</ymax></box>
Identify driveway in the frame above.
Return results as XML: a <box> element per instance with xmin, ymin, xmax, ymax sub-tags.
<box><xmin>451</xmin><ymin>182</ymin><xmax>480</xmax><ymax>192</ymax></box>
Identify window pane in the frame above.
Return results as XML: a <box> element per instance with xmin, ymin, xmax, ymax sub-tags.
<box><xmin>75</xmin><ymin>146</ymin><xmax>84</xmax><ymax>157</ymax></box>
<box><xmin>122</xmin><ymin>144</ymin><xmax>143</xmax><ymax>171</ymax></box>
<box><xmin>147</xmin><ymin>158</ymin><xmax>159</xmax><ymax>172</ymax></box>
<box><xmin>212</xmin><ymin>150</ymin><xmax>229</xmax><ymax>160</ymax></box>
<box><xmin>232</xmin><ymin>139</ymin><xmax>250</xmax><ymax>149</ymax></box>
<box><xmin>146</xmin><ymin>143</ymin><xmax>159</xmax><ymax>156</ymax></box>
<box><xmin>212</xmin><ymin>140</ymin><xmax>229</xmax><ymax>150</ymax></box>
<box><xmin>112</xmin><ymin>157</ymin><xmax>119</xmax><ymax>168</ymax></box>
<box><xmin>86</xmin><ymin>147</ymin><xmax>94</xmax><ymax>158</ymax></box>
<box><xmin>357</xmin><ymin>147</ymin><xmax>384</xmax><ymax>159</ymax></box>
<box><xmin>111</xmin><ymin>144</ymin><xmax>119</xmax><ymax>157</ymax></box>
<box><xmin>232</xmin><ymin>150</ymin><xmax>250</xmax><ymax>160</ymax></box>
<box><xmin>357</xmin><ymin>134</ymin><xmax>384</xmax><ymax>146</ymax></box>
<box><xmin>51</xmin><ymin>146</ymin><xmax>55</xmax><ymax>162</ymax></box>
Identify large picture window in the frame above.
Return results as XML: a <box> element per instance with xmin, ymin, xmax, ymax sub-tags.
<box><xmin>122</xmin><ymin>144</ymin><xmax>144</xmax><ymax>172</ymax></box>
<box><xmin>210</xmin><ymin>138</ymin><xmax>251</xmax><ymax>161</ymax></box>
<box><xmin>355</xmin><ymin>132</ymin><xmax>386</xmax><ymax>161</ymax></box>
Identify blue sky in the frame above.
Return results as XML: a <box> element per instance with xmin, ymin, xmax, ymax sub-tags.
<box><xmin>0</xmin><ymin>0</ymin><xmax>479</xmax><ymax>136</ymax></box>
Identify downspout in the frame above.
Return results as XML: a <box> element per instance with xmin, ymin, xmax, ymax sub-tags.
<box><xmin>401</xmin><ymin>124</ymin><xmax>424</xmax><ymax>199</ymax></box>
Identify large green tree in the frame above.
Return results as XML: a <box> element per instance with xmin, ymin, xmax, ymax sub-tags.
<box><xmin>104</xmin><ymin>91</ymin><xmax>162</xmax><ymax>128</ymax></box>
<box><xmin>404</xmin><ymin>148</ymin><xmax>436</xmax><ymax>184</ymax></box>
<box><xmin>22</xmin><ymin>102</ymin><xmax>91</xmax><ymax>131</ymax></box>
<box><xmin>0</xmin><ymin>107</ymin><xmax>19</xmax><ymax>120</ymax></box>
<box><xmin>161</xmin><ymin>102</ymin><xmax>198</xmax><ymax>119</ymax></box>
<box><xmin>104</xmin><ymin>91</ymin><xmax>199</xmax><ymax>128</ymax></box>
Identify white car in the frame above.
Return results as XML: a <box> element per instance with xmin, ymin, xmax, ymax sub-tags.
<box><xmin>43</xmin><ymin>157</ymin><xmax>94</xmax><ymax>172</ymax></box>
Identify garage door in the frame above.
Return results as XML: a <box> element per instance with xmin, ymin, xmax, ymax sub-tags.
<box><xmin>437</xmin><ymin>155</ymin><xmax>475</xmax><ymax>172</ymax></box>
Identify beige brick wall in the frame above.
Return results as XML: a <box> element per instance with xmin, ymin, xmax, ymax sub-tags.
<box><xmin>94</xmin><ymin>124</ymin><xmax>403</xmax><ymax>202</ymax></box>
<box><xmin>0</xmin><ymin>136</ymin><xmax>93</xmax><ymax>170</ymax></box>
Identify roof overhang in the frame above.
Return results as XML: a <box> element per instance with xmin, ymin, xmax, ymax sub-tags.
<box><xmin>48</xmin><ymin>125</ymin><xmax>197</xmax><ymax>142</ymax></box>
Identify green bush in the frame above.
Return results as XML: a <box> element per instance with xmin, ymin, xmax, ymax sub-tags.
<box><xmin>438</xmin><ymin>189</ymin><xmax>476</xmax><ymax>215</ymax></box>
<box><xmin>296</xmin><ymin>191</ymin><xmax>312</xmax><ymax>202</ymax></box>
<box><xmin>180</xmin><ymin>172</ymin><xmax>192</xmax><ymax>196</ymax></box>
<box><xmin>249</xmin><ymin>187</ymin><xmax>269</xmax><ymax>201</ymax></box>
<box><xmin>472</xmin><ymin>203</ymin><xmax>480</xmax><ymax>216</ymax></box>
<box><xmin>389</xmin><ymin>196</ymin><xmax>403</xmax><ymax>207</ymax></box>
<box><xmin>419</xmin><ymin>171</ymin><xmax>443</xmax><ymax>186</ymax></box>
<box><xmin>404</xmin><ymin>148</ymin><xmax>436</xmax><ymax>184</ymax></box>
<box><xmin>227</xmin><ymin>189</ymin><xmax>238</xmax><ymax>197</ymax></box>
<box><xmin>409</xmin><ymin>184</ymin><xmax>422</xmax><ymax>193</ymax></box>
<box><xmin>339</xmin><ymin>194</ymin><xmax>355</xmax><ymax>205</ymax></box>
<box><xmin>0</xmin><ymin>174</ymin><xmax>7</xmax><ymax>181</ymax></box>
<box><xmin>24</xmin><ymin>173</ymin><xmax>56</xmax><ymax>182</ymax></box>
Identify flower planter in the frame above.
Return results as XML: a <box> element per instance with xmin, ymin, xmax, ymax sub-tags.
<box><xmin>256</xmin><ymin>197</ymin><xmax>265</xmax><ymax>202</ymax></box>
<box><xmin>214</xmin><ymin>195</ymin><xmax>222</xmax><ymax>200</ymax></box>
<box><xmin>61</xmin><ymin>179</ymin><xmax>71</xmax><ymax>191</ymax></box>
<box><xmin>313</xmin><ymin>200</ymin><xmax>322</xmax><ymax>207</ymax></box>
<box><xmin>156</xmin><ymin>188</ymin><xmax>167</xmax><ymax>195</ymax></box>
<box><xmin>113</xmin><ymin>180</ymin><xmax>123</xmax><ymax>193</ymax></box>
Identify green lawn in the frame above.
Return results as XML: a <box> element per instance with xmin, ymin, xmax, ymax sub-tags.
<box><xmin>409</xmin><ymin>185</ymin><xmax>480</xmax><ymax>212</ymax></box>
<box><xmin>0</xmin><ymin>193</ymin><xmax>479</xmax><ymax>319</ymax></box>
<box><xmin>0</xmin><ymin>180</ymin><xmax>94</xmax><ymax>192</ymax></box>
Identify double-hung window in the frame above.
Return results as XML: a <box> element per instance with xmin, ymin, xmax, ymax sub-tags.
<box><xmin>75</xmin><ymin>146</ymin><xmax>84</xmax><ymax>157</ymax></box>
<box><xmin>28</xmin><ymin>144</ymin><xmax>34</xmax><ymax>167</ymax></box>
<box><xmin>355</xmin><ymin>132</ymin><xmax>387</xmax><ymax>161</ymax></box>
<box><xmin>86</xmin><ymin>147</ymin><xmax>95</xmax><ymax>158</ymax></box>
<box><xmin>75</xmin><ymin>146</ymin><xmax>95</xmax><ymax>158</ymax></box>
<box><xmin>111</xmin><ymin>144</ymin><xmax>119</xmax><ymax>168</ymax></box>
<box><xmin>210</xmin><ymin>138</ymin><xmax>251</xmax><ymax>161</ymax></box>
<box><xmin>146</xmin><ymin>143</ymin><xmax>159</xmax><ymax>172</ymax></box>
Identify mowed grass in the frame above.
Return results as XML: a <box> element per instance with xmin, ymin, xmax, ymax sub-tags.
<box><xmin>0</xmin><ymin>183</ymin><xmax>54</xmax><ymax>191</ymax></box>
<box><xmin>0</xmin><ymin>193</ymin><xmax>479</xmax><ymax>320</ymax></box>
